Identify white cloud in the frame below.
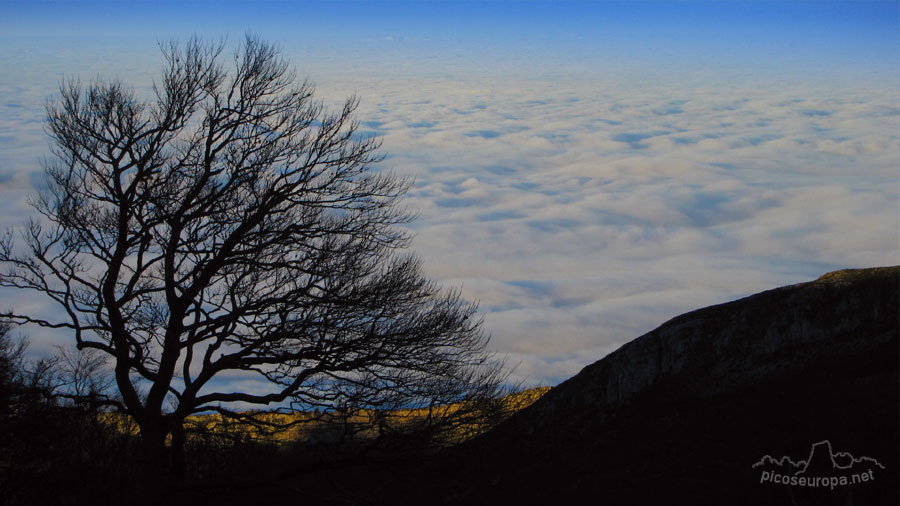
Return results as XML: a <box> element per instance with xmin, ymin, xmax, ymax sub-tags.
<box><xmin>0</xmin><ymin>36</ymin><xmax>897</xmax><ymax>388</ymax></box>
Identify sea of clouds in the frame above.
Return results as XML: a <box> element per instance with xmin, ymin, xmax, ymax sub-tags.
<box><xmin>0</xmin><ymin>31</ymin><xmax>897</xmax><ymax>388</ymax></box>
<box><xmin>306</xmin><ymin>44</ymin><xmax>899</xmax><ymax>384</ymax></box>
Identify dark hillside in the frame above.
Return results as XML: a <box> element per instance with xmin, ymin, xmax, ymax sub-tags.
<box><xmin>448</xmin><ymin>266</ymin><xmax>898</xmax><ymax>505</ymax></box>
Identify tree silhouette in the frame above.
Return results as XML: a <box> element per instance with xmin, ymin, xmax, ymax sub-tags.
<box><xmin>0</xmin><ymin>35</ymin><xmax>504</xmax><ymax>478</ymax></box>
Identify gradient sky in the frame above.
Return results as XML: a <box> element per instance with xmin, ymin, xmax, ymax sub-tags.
<box><xmin>1</xmin><ymin>1</ymin><xmax>898</xmax><ymax>393</ymax></box>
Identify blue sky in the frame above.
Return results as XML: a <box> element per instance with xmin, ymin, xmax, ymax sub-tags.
<box><xmin>0</xmin><ymin>1</ymin><xmax>898</xmax><ymax>394</ymax></box>
<box><xmin>4</xmin><ymin>1</ymin><xmax>897</xmax><ymax>66</ymax></box>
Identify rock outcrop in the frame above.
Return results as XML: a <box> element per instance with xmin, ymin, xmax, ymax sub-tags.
<box><xmin>513</xmin><ymin>266</ymin><xmax>897</xmax><ymax>435</ymax></box>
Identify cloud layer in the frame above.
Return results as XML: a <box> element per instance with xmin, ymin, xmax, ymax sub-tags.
<box><xmin>310</xmin><ymin>67</ymin><xmax>897</xmax><ymax>384</ymax></box>
<box><xmin>0</xmin><ymin>21</ymin><xmax>897</xmax><ymax>387</ymax></box>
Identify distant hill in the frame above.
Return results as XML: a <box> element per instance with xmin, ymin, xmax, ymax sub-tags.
<box><xmin>449</xmin><ymin>266</ymin><xmax>898</xmax><ymax>505</ymax></box>
<box><xmin>182</xmin><ymin>386</ymin><xmax>550</xmax><ymax>444</ymax></box>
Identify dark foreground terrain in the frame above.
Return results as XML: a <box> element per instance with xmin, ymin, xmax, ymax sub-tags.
<box><xmin>5</xmin><ymin>267</ymin><xmax>897</xmax><ymax>505</ymax></box>
<box><xmin>178</xmin><ymin>266</ymin><xmax>898</xmax><ymax>506</ymax></box>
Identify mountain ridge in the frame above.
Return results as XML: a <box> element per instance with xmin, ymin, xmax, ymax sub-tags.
<box><xmin>496</xmin><ymin>266</ymin><xmax>898</xmax><ymax>437</ymax></box>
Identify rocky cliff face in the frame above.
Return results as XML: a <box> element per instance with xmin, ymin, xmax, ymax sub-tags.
<box><xmin>454</xmin><ymin>266</ymin><xmax>898</xmax><ymax>506</ymax></box>
<box><xmin>513</xmin><ymin>266</ymin><xmax>898</xmax><ymax>437</ymax></box>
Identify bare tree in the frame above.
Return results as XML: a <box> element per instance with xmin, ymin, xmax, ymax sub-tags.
<box><xmin>0</xmin><ymin>35</ymin><xmax>505</xmax><ymax>477</ymax></box>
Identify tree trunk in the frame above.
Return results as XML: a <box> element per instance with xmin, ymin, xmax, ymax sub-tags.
<box><xmin>139</xmin><ymin>424</ymin><xmax>167</xmax><ymax>471</ymax></box>
<box><xmin>137</xmin><ymin>420</ymin><xmax>172</xmax><ymax>502</ymax></box>
<box><xmin>170</xmin><ymin>421</ymin><xmax>186</xmax><ymax>478</ymax></box>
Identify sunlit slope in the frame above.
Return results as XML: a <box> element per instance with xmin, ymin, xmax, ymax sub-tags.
<box><xmin>104</xmin><ymin>386</ymin><xmax>551</xmax><ymax>445</ymax></box>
